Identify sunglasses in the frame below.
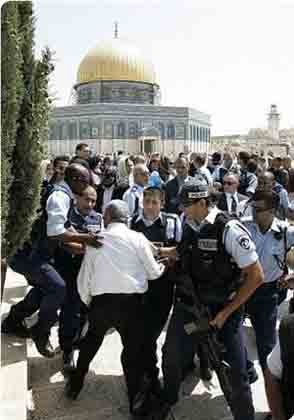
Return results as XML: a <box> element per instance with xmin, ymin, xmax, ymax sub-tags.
<box><xmin>223</xmin><ymin>181</ymin><xmax>236</xmax><ymax>186</ymax></box>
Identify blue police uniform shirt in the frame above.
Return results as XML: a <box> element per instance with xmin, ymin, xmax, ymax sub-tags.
<box><xmin>244</xmin><ymin>218</ymin><xmax>294</xmax><ymax>283</ymax></box>
<box><xmin>123</xmin><ymin>183</ymin><xmax>145</xmax><ymax>216</ymax></box>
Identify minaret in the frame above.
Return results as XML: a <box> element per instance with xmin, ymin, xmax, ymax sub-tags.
<box><xmin>114</xmin><ymin>21</ymin><xmax>118</xmax><ymax>39</ymax></box>
<box><xmin>267</xmin><ymin>104</ymin><xmax>280</xmax><ymax>141</ymax></box>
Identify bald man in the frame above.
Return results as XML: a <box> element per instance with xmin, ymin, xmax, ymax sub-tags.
<box><xmin>257</xmin><ymin>171</ymin><xmax>290</xmax><ymax>220</ymax></box>
<box><xmin>2</xmin><ymin>164</ymin><xmax>101</xmax><ymax>358</ymax></box>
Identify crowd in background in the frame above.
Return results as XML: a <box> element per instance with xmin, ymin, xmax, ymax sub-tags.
<box><xmin>3</xmin><ymin>141</ymin><xmax>294</xmax><ymax>420</ymax></box>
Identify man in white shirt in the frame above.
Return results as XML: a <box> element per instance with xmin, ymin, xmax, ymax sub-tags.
<box><xmin>66</xmin><ymin>200</ymin><xmax>165</xmax><ymax>417</ymax></box>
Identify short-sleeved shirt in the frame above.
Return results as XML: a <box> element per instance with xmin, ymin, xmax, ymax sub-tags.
<box><xmin>267</xmin><ymin>341</ymin><xmax>282</xmax><ymax>379</ymax></box>
<box><xmin>46</xmin><ymin>181</ymin><xmax>74</xmax><ymax>237</ymax></box>
<box><xmin>201</xmin><ymin>207</ymin><xmax>259</xmax><ymax>269</ymax></box>
<box><xmin>244</xmin><ymin>218</ymin><xmax>294</xmax><ymax>283</ymax></box>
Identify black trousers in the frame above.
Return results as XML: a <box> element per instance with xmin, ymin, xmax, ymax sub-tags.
<box><xmin>75</xmin><ymin>293</ymin><xmax>146</xmax><ymax>410</ymax></box>
<box><xmin>142</xmin><ymin>273</ymin><xmax>174</xmax><ymax>383</ymax></box>
<box><xmin>162</xmin><ymin>300</ymin><xmax>254</xmax><ymax>420</ymax></box>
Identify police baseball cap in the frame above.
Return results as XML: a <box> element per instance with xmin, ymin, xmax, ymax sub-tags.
<box><xmin>144</xmin><ymin>185</ymin><xmax>164</xmax><ymax>194</ymax></box>
<box><xmin>250</xmin><ymin>190</ymin><xmax>279</xmax><ymax>211</ymax></box>
<box><xmin>178</xmin><ymin>180</ymin><xmax>209</xmax><ymax>207</ymax></box>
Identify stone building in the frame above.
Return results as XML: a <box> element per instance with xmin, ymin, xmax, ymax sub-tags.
<box><xmin>48</xmin><ymin>30</ymin><xmax>211</xmax><ymax>156</ymax></box>
<box><xmin>210</xmin><ymin>104</ymin><xmax>294</xmax><ymax>156</ymax></box>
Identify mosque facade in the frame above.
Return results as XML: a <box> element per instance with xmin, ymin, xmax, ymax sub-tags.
<box><xmin>48</xmin><ymin>31</ymin><xmax>211</xmax><ymax>156</ymax></box>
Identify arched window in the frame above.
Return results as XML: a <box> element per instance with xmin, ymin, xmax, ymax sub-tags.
<box><xmin>117</xmin><ymin>122</ymin><xmax>125</xmax><ymax>139</ymax></box>
<box><xmin>158</xmin><ymin>122</ymin><xmax>165</xmax><ymax>139</ymax></box>
<box><xmin>129</xmin><ymin>122</ymin><xmax>138</xmax><ymax>138</ymax></box>
<box><xmin>167</xmin><ymin>123</ymin><xmax>175</xmax><ymax>139</ymax></box>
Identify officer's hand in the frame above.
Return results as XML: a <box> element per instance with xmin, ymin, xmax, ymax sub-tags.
<box><xmin>64</xmin><ymin>242</ymin><xmax>85</xmax><ymax>255</ymax></box>
<box><xmin>210</xmin><ymin>309</ymin><xmax>229</xmax><ymax>330</ymax></box>
<box><xmin>160</xmin><ymin>246</ymin><xmax>178</xmax><ymax>260</ymax></box>
<box><xmin>279</xmin><ymin>274</ymin><xmax>294</xmax><ymax>290</ymax></box>
<box><xmin>84</xmin><ymin>233</ymin><xmax>104</xmax><ymax>248</ymax></box>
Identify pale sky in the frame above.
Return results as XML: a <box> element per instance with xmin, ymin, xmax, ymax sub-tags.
<box><xmin>34</xmin><ymin>0</ymin><xmax>294</xmax><ymax>135</ymax></box>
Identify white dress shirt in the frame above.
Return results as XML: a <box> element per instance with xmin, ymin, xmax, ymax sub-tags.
<box><xmin>225</xmin><ymin>192</ymin><xmax>239</xmax><ymax>214</ymax></box>
<box><xmin>77</xmin><ymin>222</ymin><xmax>165</xmax><ymax>305</ymax></box>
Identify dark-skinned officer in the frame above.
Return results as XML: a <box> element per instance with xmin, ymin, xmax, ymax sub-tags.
<box><xmin>2</xmin><ymin>164</ymin><xmax>101</xmax><ymax>358</ymax></box>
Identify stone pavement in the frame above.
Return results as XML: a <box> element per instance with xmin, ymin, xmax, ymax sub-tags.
<box><xmin>1</xmin><ymin>268</ymin><xmax>291</xmax><ymax>420</ymax></box>
<box><xmin>1</xmin><ymin>268</ymin><xmax>28</xmax><ymax>420</ymax></box>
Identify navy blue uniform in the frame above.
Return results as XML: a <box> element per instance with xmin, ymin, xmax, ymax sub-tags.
<box><xmin>131</xmin><ymin>212</ymin><xmax>181</xmax><ymax>393</ymax></box>
<box><xmin>163</xmin><ymin>209</ymin><xmax>258</xmax><ymax>420</ymax></box>
<box><xmin>8</xmin><ymin>184</ymin><xmax>73</xmax><ymax>341</ymax></box>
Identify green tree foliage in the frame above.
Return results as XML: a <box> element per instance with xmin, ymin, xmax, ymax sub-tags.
<box><xmin>1</xmin><ymin>1</ymin><xmax>54</xmax><ymax>260</ymax></box>
<box><xmin>1</xmin><ymin>2</ymin><xmax>23</xmax><ymax>258</ymax></box>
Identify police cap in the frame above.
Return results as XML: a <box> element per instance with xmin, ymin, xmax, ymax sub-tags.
<box><xmin>179</xmin><ymin>179</ymin><xmax>209</xmax><ymax>207</ymax></box>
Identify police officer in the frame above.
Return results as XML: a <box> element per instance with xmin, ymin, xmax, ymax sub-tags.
<box><xmin>243</xmin><ymin>190</ymin><xmax>294</xmax><ymax>375</ymax></box>
<box><xmin>123</xmin><ymin>164</ymin><xmax>149</xmax><ymax>216</ymax></box>
<box><xmin>159</xmin><ymin>179</ymin><xmax>264</xmax><ymax>420</ymax></box>
<box><xmin>130</xmin><ymin>186</ymin><xmax>181</xmax><ymax>409</ymax></box>
<box><xmin>2</xmin><ymin>164</ymin><xmax>101</xmax><ymax>358</ymax></box>
<box><xmin>55</xmin><ymin>185</ymin><xmax>103</xmax><ymax>371</ymax></box>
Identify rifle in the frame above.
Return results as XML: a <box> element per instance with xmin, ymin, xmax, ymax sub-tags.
<box><xmin>177</xmin><ymin>274</ymin><xmax>233</xmax><ymax>407</ymax></box>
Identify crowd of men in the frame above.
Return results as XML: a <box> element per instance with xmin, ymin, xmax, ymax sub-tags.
<box><xmin>2</xmin><ymin>142</ymin><xmax>294</xmax><ymax>420</ymax></box>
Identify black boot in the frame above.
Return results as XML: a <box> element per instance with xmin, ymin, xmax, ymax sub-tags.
<box><xmin>30</xmin><ymin>324</ymin><xmax>55</xmax><ymax>358</ymax></box>
<box><xmin>65</xmin><ymin>369</ymin><xmax>85</xmax><ymax>400</ymax></box>
<box><xmin>62</xmin><ymin>351</ymin><xmax>75</xmax><ymax>374</ymax></box>
<box><xmin>1</xmin><ymin>306</ymin><xmax>30</xmax><ymax>338</ymax></box>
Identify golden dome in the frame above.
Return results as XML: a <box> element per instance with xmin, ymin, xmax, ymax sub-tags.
<box><xmin>77</xmin><ymin>38</ymin><xmax>157</xmax><ymax>85</ymax></box>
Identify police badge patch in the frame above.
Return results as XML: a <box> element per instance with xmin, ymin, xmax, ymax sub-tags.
<box><xmin>238</xmin><ymin>236</ymin><xmax>250</xmax><ymax>250</ymax></box>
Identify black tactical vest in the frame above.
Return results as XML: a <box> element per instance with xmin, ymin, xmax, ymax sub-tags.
<box><xmin>55</xmin><ymin>208</ymin><xmax>103</xmax><ymax>273</ymax></box>
<box><xmin>30</xmin><ymin>184</ymin><xmax>73</xmax><ymax>261</ymax></box>
<box><xmin>131</xmin><ymin>212</ymin><xmax>178</xmax><ymax>246</ymax></box>
<box><xmin>188</xmin><ymin>212</ymin><xmax>242</xmax><ymax>304</ymax></box>
<box><xmin>279</xmin><ymin>314</ymin><xmax>294</xmax><ymax>419</ymax></box>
